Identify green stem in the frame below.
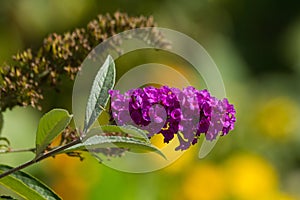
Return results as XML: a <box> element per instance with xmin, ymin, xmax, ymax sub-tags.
<box><xmin>0</xmin><ymin>147</ymin><xmax>36</xmax><ymax>154</ymax></box>
<box><xmin>0</xmin><ymin>139</ymin><xmax>81</xmax><ymax>179</ymax></box>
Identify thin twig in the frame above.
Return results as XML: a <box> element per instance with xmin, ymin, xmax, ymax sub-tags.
<box><xmin>0</xmin><ymin>139</ymin><xmax>81</xmax><ymax>179</ymax></box>
<box><xmin>99</xmin><ymin>104</ymin><xmax>110</xmax><ymax>114</ymax></box>
<box><xmin>0</xmin><ymin>159</ymin><xmax>36</xmax><ymax>178</ymax></box>
<box><xmin>0</xmin><ymin>147</ymin><xmax>36</xmax><ymax>154</ymax></box>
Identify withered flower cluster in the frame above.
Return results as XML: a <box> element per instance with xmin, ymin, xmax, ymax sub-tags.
<box><xmin>0</xmin><ymin>12</ymin><xmax>167</xmax><ymax>112</ymax></box>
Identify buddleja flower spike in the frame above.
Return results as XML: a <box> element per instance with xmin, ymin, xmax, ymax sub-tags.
<box><xmin>109</xmin><ymin>86</ymin><xmax>236</xmax><ymax>151</ymax></box>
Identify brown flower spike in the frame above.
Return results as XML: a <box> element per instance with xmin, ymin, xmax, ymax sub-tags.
<box><xmin>0</xmin><ymin>12</ymin><xmax>168</xmax><ymax>112</ymax></box>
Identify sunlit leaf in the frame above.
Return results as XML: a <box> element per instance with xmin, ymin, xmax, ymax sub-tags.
<box><xmin>0</xmin><ymin>137</ymin><xmax>10</xmax><ymax>152</ymax></box>
<box><xmin>63</xmin><ymin>135</ymin><xmax>166</xmax><ymax>159</ymax></box>
<box><xmin>35</xmin><ymin>109</ymin><xmax>72</xmax><ymax>156</ymax></box>
<box><xmin>97</xmin><ymin>125</ymin><xmax>150</xmax><ymax>142</ymax></box>
<box><xmin>84</xmin><ymin>55</ymin><xmax>116</xmax><ymax>133</ymax></box>
<box><xmin>0</xmin><ymin>165</ymin><xmax>61</xmax><ymax>200</ymax></box>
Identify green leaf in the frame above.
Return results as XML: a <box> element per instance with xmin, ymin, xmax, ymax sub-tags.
<box><xmin>35</xmin><ymin>109</ymin><xmax>72</xmax><ymax>156</ymax></box>
<box><xmin>63</xmin><ymin>135</ymin><xmax>166</xmax><ymax>159</ymax></box>
<box><xmin>98</xmin><ymin>125</ymin><xmax>150</xmax><ymax>142</ymax></box>
<box><xmin>0</xmin><ymin>137</ymin><xmax>10</xmax><ymax>151</ymax></box>
<box><xmin>84</xmin><ymin>55</ymin><xmax>116</xmax><ymax>133</ymax></box>
<box><xmin>0</xmin><ymin>165</ymin><xmax>61</xmax><ymax>200</ymax></box>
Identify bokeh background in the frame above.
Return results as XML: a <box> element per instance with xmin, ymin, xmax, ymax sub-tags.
<box><xmin>1</xmin><ymin>0</ymin><xmax>300</xmax><ymax>199</ymax></box>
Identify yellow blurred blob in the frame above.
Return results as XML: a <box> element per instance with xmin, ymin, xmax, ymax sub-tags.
<box><xmin>224</xmin><ymin>153</ymin><xmax>279</xmax><ymax>200</ymax></box>
<box><xmin>163</xmin><ymin>146</ymin><xmax>195</xmax><ymax>173</ymax></box>
<box><xmin>44</xmin><ymin>154</ymin><xmax>88</xmax><ymax>200</ymax></box>
<box><xmin>256</xmin><ymin>97</ymin><xmax>299</xmax><ymax>140</ymax></box>
<box><xmin>182</xmin><ymin>162</ymin><xmax>226</xmax><ymax>200</ymax></box>
<box><xmin>250</xmin><ymin>192</ymin><xmax>298</xmax><ymax>200</ymax></box>
<box><xmin>275</xmin><ymin>193</ymin><xmax>298</xmax><ymax>200</ymax></box>
<box><xmin>44</xmin><ymin>153</ymin><xmax>100</xmax><ymax>200</ymax></box>
<box><xmin>150</xmin><ymin>134</ymin><xmax>168</xmax><ymax>149</ymax></box>
<box><xmin>52</xmin><ymin>175</ymin><xmax>88</xmax><ymax>200</ymax></box>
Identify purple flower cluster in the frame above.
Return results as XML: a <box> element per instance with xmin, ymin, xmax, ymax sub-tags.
<box><xmin>109</xmin><ymin>86</ymin><xmax>236</xmax><ymax>150</ymax></box>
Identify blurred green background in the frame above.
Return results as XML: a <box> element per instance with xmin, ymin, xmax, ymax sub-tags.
<box><xmin>1</xmin><ymin>0</ymin><xmax>300</xmax><ymax>199</ymax></box>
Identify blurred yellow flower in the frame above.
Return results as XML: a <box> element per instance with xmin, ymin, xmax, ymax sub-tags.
<box><xmin>224</xmin><ymin>153</ymin><xmax>279</xmax><ymax>200</ymax></box>
<box><xmin>181</xmin><ymin>162</ymin><xmax>226</xmax><ymax>200</ymax></box>
<box><xmin>150</xmin><ymin>133</ymin><xmax>168</xmax><ymax>149</ymax></box>
<box><xmin>43</xmin><ymin>153</ymin><xmax>100</xmax><ymax>200</ymax></box>
<box><xmin>163</xmin><ymin>146</ymin><xmax>195</xmax><ymax>173</ymax></box>
<box><xmin>44</xmin><ymin>154</ymin><xmax>88</xmax><ymax>200</ymax></box>
<box><xmin>275</xmin><ymin>193</ymin><xmax>298</xmax><ymax>200</ymax></box>
<box><xmin>256</xmin><ymin>97</ymin><xmax>299</xmax><ymax>140</ymax></box>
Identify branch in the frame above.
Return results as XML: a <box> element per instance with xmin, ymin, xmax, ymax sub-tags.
<box><xmin>0</xmin><ymin>139</ymin><xmax>81</xmax><ymax>179</ymax></box>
